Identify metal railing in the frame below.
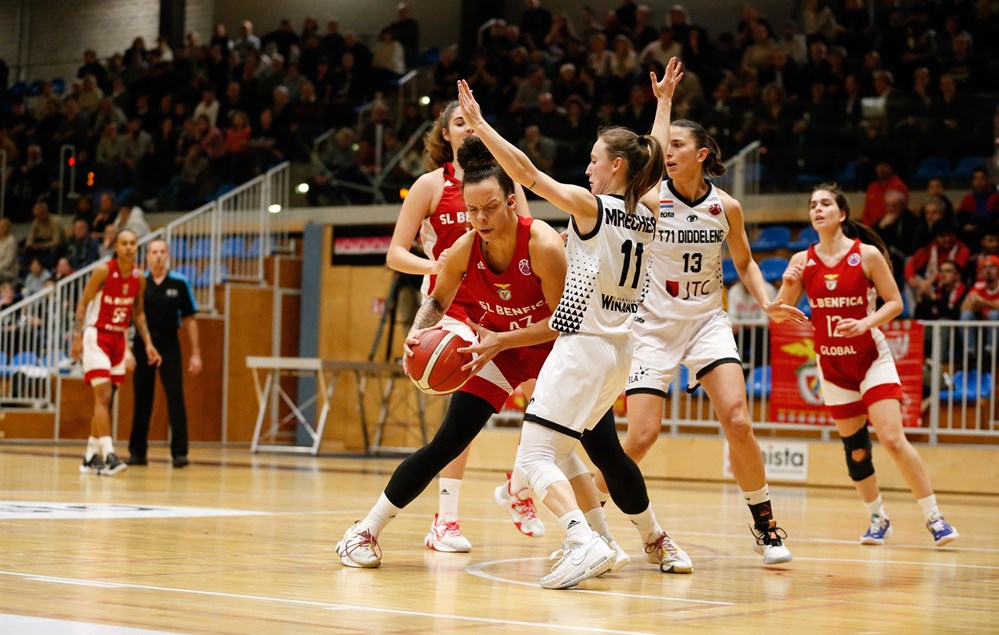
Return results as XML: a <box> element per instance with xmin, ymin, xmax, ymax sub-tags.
<box><xmin>493</xmin><ymin>318</ymin><xmax>999</xmax><ymax>445</ymax></box>
<box><xmin>715</xmin><ymin>140</ymin><xmax>762</xmax><ymax>202</ymax></box>
<box><xmin>0</xmin><ymin>162</ymin><xmax>291</xmax><ymax>416</ymax></box>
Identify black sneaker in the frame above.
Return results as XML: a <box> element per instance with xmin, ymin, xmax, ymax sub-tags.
<box><xmin>126</xmin><ymin>455</ymin><xmax>148</xmax><ymax>466</ymax></box>
<box><xmin>80</xmin><ymin>454</ymin><xmax>106</xmax><ymax>474</ymax></box>
<box><xmin>102</xmin><ymin>453</ymin><xmax>128</xmax><ymax>476</ymax></box>
<box><xmin>172</xmin><ymin>455</ymin><xmax>189</xmax><ymax>468</ymax></box>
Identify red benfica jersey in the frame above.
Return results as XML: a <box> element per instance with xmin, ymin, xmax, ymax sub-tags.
<box><xmin>464</xmin><ymin>217</ymin><xmax>553</xmax><ymax>350</ymax></box>
<box><xmin>418</xmin><ymin>162</ymin><xmax>477</xmax><ymax>321</ymax></box>
<box><xmin>87</xmin><ymin>259</ymin><xmax>142</xmax><ymax>333</ymax></box>
<box><xmin>802</xmin><ymin>239</ymin><xmax>882</xmax><ymax>364</ymax></box>
<box><xmin>968</xmin><ymin>279</ymin><xmax>999</xmax><ymax>318</ymax></box>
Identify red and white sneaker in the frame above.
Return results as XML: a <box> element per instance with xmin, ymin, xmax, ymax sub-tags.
<box><xmin>335</xmin><ymin>523</ymin><xmax>382</xmax><ymax>568</ymax></box>
<box><xmin>494</xmin><ymin>472</ymin><xmax>545</xmax><ymax>537</ymax></box>
<box><xmin>424</xmin><ymin>514</ymin><xmax>472</xmax><ymax>552</ymax></box>
<box><xmin>645</xmin><ymin>530</ymin><xmax>693</xmax><ymax>573</ymax></box>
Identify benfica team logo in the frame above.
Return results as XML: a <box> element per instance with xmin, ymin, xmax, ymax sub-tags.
<box><xmin>824</xmin><ymin>274</ymin><xmax>838</xmax><ymax>290</ymax></box>
<box><xmin>122</xmin><ymin>283</ymin><xmax>130</xmax><ymax>295</ymax></box>
<box><xmin>494</xmin><ymin>283</ymin><xmax>512</xmax><ymax>301</ymax></box>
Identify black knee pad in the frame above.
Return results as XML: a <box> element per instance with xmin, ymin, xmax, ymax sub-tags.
<box><xmin>842</xmin><ymin>424</ymin><xmax>875</xmax><ymax>482</ymax></box>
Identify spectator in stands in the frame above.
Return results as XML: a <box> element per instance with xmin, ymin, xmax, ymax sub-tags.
<box><xmin>77</xmin><ymin>75</ymin><xmax>103</xmax><ymax>115</ymax></box>
<box><xmin>90</xmin><ymin>192</ymin><xmax>117</xmax><ymax>239</ymax></box>
<box><xmin>7</xmin><ymin>144</ymin><xmax>54</xmax><ymax>222</ymax></box>
<box><xmin>95</xmin><ymin>123</ymin><xmax>126</xmax><ymax>190</ymax></box>
<box><xmin>373</xmin><ymin>28</ymin><xmax>406</xmax><ymax>91</ymax></box>
<box><xmin>98</xmin><ymin>224</ymin><xmax>116</xmax><ymax>259</ymax></box>
<box><xmin>914</xmin><ymin>258</ymin><xmax>966</xmax><ymax>321</ymax></box>
<box><xmin>160</xmin><ymin>144</ymin><xmax>213</xmax><ymax>211</ymax></box>
<box><xmin>224</xmin><ymin>110</ymin><xmax>254</xmax><ymax>182</ymax></box>
<box><xmin>742</xmin><ymin>20</ymin><xmax>778</xmax><ymax>73</ymax></box>
<box><xmin>305</xmin><ymin>127</ymin><xmax>362</xmax><ymax>206</ymax></box>
<box><xmin>862</xmin><ymin>161</ymin><xmax>908</xmax><ymax>226</ymax></box>
<box><xmin>516</xmin><ymin>124</ymin><xmax>557</xmax><ymax>174</ymax></box>
<box><xmin>905</xmin><ymin>220</ymin><xmax>971</xmax><ymax>304</ymax></box>
<box><xmin>115</xmin><ymin>204</ymin><xmax>150</xmax><ymax>240</ymax></box>
<box><xmin>24</xmin><ymin>202</ymin><xmax>65</xmax><ymax>268</ymax></box>
<box><xmin>53</xmin><ymin>256</ymin><xmax>74</xmax><ymax>282</ymax></box>
<box><xmin>917</xmin><ymin>196</ymin><xmax>952</xmax><ymax>246</ymax></box>
<box><xmin>925</xmin><ymin>178</ymin><xmax>955</xmax><ymax>217</ymax></box>
<box><xmin>0</xmin><ymin>218</ymin><xmax>18</xmax><ymax>283</ymax></box>
<box><xmin>234</xmin><ymin>20</ymin><xmax>261</xmax><ymax>56</ymax></box>
<box><xmin>0</xmin><ymin>280</ymin><xmax>17</xmax><ymax>310</ymax></box>
<box><xmin>521</xmin><ymin>0</ymin><xmax>553</xmax><ymax>48</ymax></box>
<box><xmin>956</xmin><ymin>167</ymin><xmax>999</xmax><ymax>240</ymax></box>
<box><xmin>5</xmin><ymin>97</ymin><xmax>37</xmax><ymax>154</ymax></box>
<box><xmin>78</xmin><ymin>49</ymin><xmax>108</xmax><ymax>91</ymax></box>
<box><xmin>968</xmin><ymin>224</ymin><xmax>999</xmax><ymax>282</ymax></box>
<box><xmin>193</xmin><ymin>87</ymin><xmax>220</xmax><ymax>127</ymax></box>
<box><xmin>322</xmin><ymin>17</ymin><xmax>345</xmax><ymax>63</ymax></box>
<box><xmin>23</xmin><ymin>257</ymin><xmax>52</xmax><ymax>295</ymax></box>
<box><xmin>875</xmin><ymin>189</ymin><xmax>922</xmax><ymax>288</ymax></box>
<box><xmin>65</xmin><ymin>216</ymin><xmax>101</xmax><ymax>271</ymax></box>
<box><xmin>640</xmin><ymin>27</ymin><xmax>682</xmax><ymax>67</ymax></box>
<box><xmin>960</xmin><ymin>255</ymin><xmax>999</xmax><ymax>359</ymax></box>
<box><xmin>615</xmin><ymin>84</ymin><xmax>655</xmax><ymax>133</ymax></box>
<box><xmin>933</xmin><ymin>73</ymin><xmax>973</xmax><ymax>160</ymax></box>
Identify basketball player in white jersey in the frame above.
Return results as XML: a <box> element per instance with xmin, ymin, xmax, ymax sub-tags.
<box><xmin>456</xmin><ymin>59</ymin><xmax>693</xmax><ymax>590</ymax></box>
<box><xmin>594</xmin><ymin>119</ymin><xmax>806</xmax><ymax>565</ymax></box>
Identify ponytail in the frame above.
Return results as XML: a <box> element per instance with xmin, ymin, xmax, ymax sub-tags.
<box><xmin>598</xmin><ymin>126</ymin><xmax>664</xmax><ymax>215</ymax></box>
<box><xmin>422</xmin><ymin>101</ymin><xmax>460</xmax><ymax>171</ymax></box>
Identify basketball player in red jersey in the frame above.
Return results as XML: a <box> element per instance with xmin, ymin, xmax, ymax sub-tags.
<box><xmin>337</xmin><ymin>137</ymin><xmax>571</xmax><ymax>568</ymax></box>
<box><xmin>71</xmin><ymin>228</ymin><xmax>161</xmax><ymax>476</ymax></box>
<box><xmin>385</xmin><ymin>101</ymin><xmax>542</xmax><ymax>550</ymax></box>
<box><xmin>775</xmin><ymin>183</ymin><xmax>959</xmax><ymax>546</ymax></box>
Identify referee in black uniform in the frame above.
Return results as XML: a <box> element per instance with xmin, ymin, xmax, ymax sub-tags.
<box><xmin>127</xmin><ymin>238</ymin><xmax>202</xmax><ymax>468</ymax></box>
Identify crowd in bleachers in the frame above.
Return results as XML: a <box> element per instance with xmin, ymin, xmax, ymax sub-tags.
<box><xmin>2</xmin><ymin>1</ymin><xmax>999</xmax><ymax>312</ymax></box>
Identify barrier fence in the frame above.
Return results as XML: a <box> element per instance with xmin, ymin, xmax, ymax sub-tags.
<box><xmin>0</xmin><ymin>163</ymin><xmax>290</xmax><ymax>418</ymax></box>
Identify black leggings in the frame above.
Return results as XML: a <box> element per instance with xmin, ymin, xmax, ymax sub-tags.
<box><xmin>384</xmin><ymin>392</ymin><xmax>497</xmax><ymax>508</ymax></box>
<box><xmin>580</xmin><ymin>409</ymin><xmax>651</xmax><ymax>515</ymax></box>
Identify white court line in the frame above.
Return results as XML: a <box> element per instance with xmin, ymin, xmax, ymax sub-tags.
<box><xmin>0</xmin><ymin>613</ymin><xmax>181</xmax><ymax>635</ymax></box>
<box><xmin>0</xmin><ymin>571</ymin><xmax>668</xmax><ymax>635</ymax></box>
<box><xmin>465</xmin><ymin>558</ymin><xmax>734</xmax><ymax>606</ymax></box>
<box><xmin>693</xmin><ymin>555</ymin><xmax>999</xmax><ymax>571</ymax></box>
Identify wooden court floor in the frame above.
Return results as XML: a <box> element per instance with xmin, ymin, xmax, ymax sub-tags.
<box><xmin>0</xmin><ymin>444</ymin><xmax>997</xmax><ymax>634</ymax></box>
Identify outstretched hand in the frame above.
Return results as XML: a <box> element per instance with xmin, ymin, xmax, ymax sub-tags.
<box><xmin>650</xmin><ymin>57</ymin><xmax>684</xmax><ymax>102</ymax></box>
<box><xmin>765</xmin><ymin>300</ymin><xmax>807</xmax><ymax>324</ymax></box>
<box><xmin>456</xmin><ymin>80</ymin><xmax>485</xmax><ymax>129</ymax></box>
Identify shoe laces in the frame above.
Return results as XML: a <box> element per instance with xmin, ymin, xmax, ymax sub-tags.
<box><xmin>927</xmin><ymin>514</ymin><xmax>948</xmax><ymax>533</ymax></box>
<box><xmin>750</xmin><ymin>522</ymin><xmax>788</xmax><ymax>547</ymax></box>
<box><xmin>338</xmin><ymin>527</ymin><xmax>382</xmax><ymax>560</ymax></box>
<box><xmin>645</xmin><ymin>532</ymin><xmax>679</xmax><ymax>559</ymax></box>
<box><xmin>512</xmin><ymin>495</ymin><xmax>539</xmax><ymax>520</ymax></box>
<box><xmin>438</xmin><ymin>519</ymin><xmax>463</xmax><ymax>538</ymax></box>
<box><xmin>867</xmin><ymin>515</ymin><xmax>888</xmax><ymax>535</ymax></box>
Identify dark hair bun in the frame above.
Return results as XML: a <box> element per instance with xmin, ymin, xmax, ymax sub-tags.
<box><xmin>456</xmin><ymin>136</ymin><xmax>496</xmax><ymax>174</ymax></box>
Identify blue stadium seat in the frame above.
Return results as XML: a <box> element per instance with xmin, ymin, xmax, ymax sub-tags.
<box><xmin>12</xmin><ymin>351</ymin><xmax>40</xmax><ymax>368</ymax></box>
<box><xmin>174</xmin><ymin>264</ymin><xmax>198</xmax><ymax>284</ymax></box>
<box><xmin>758</xmin><ymin>256</ymin><xmax>789</xmax><ymax>284</ymax></box>
<box><xmin>188</xmin><ymin>236</ymin><xmax>212</xmax><ymax>259</ymax></box>
<box><xmin>950</xmin><ymin>156</ymin><xmax>989</xmax><ymax>181</ymax></box>
<box><xmin>42</xmin><ymin>352</ymin><xmax>73</xmax><ymax>375</ymax></box>
<box><xmin>221</xmin><ymin>236</ymin><xmax>246</xmax><ymax>259</ymax></box>
<box><xmin>169</xmin><ymin>237</ymin><xmax>189</xmax><ymax>260</ymax></box>
<box><xmin>212</xmin><ymin>183</ymin><xmax>237</xmax><ymax>199</ymax></box>
<box><xmin>50</xmin><ymin>77</ymin><xmax>66</xmax><ymax>94</ymax></box>
<box><xmin>797</xmin><ymin>294</ymin><xmax>811</xmax><ymax>318</ymax></box>
<box><xmin>0</xmin><ymin>351</ymin><xmax>10</xmax><ymax>378</ymax></box>
<box><xmin>747</xmin><ymin>365</ymin><xmax>771</xmax><ymax>398</ymax></box>
<box><xmin>833</xmin><ymin>160</ymin><xmax>859</xmax><ymax>188</ymax></box>
<box><xmin>246</xmin><ymin>237</ymin><xmax>261</xmax><ymax>259</ymax></box>
<box><xmin>751</xmin><ymin>225</ymin><xmax>792</xmax><ymax>252</ymax></box>
<box><xmin>795</xmin><ymin>173</ymin><xmax>826</xmax><ymax>188</ymax></box>
<box><xmin>788</xmin><ymin>227</ymin><xmax>819</xmax><ymax>251</ymax></box>
<box><xmin>912</xmin><ymin>156</ymin><xmax>951</xmax><ymax>182</ymax></box>
<box><xmin>722</xmin><ymin>259</ymin><xmax>738</xmax><ymax>286</ymax></box>
<box><xmin>940</xmin><ymin>370</ymin><xmax>993</xmax><ymax>401</ymax></box>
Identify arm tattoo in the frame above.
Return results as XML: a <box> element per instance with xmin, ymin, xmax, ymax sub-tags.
<box><xmin>528</xmin><ymin>179</ymin><xmax>537</xmax><ymax>190</ymax></box>
<box><xmin>411</xmin><ymin>296</ymin><xmax>445</xmax><ymax>332</ymax></box>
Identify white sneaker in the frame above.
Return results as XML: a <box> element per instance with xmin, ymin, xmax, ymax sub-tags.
<box><xmin>335</xmin><ymin>523</ymin><xmax>382</xmax><ymax>568</ymax></box>
<box><xmin>494</xmin><ymin>473</ymin><xmax>545</xmax><ymax>537</ymax></box>
<box><xmin>751</xmin><ymin>521</ymin><xmax>793</xmax><ymax>565</ymax></box>
<box><xmin>424</xmin><ymin>514</ymin><xmax>472</xmax><ymax>552</ymax></box>
<box><xmin>541</xmin><ymin>531</ymin><xmax>614</xmax><ymax>589</ymax></box>
<box><xmin>602</xmin><ymin>535</ymin><xmax>631</xmax><ymax>573</ymax></box>
<box><xmin>644</xmin><ymin>530</ymin><xmax>693</xmax><ymax>573</ymax></box>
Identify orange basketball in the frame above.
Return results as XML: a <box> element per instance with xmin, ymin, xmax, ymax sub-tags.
<box><xmin>407</xmin><ymin>329</ymin><xmax>474</xmax><ymax>395</ymax></box>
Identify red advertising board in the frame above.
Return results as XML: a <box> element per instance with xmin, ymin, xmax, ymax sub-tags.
<box><xmin>770</xmin><ymin>320</ymin><xmax>924</xmax><ymax>426</ymax></box>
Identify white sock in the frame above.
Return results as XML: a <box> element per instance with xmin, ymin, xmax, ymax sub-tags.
<box><xmin>358</xmin><ymin>493</ymin><xmax>400</xmax><ymax>537</ymax></box>
<box><xmin>916</xmin><ymin>494</ymin><xmax>940</xmax><ymax>521</ymax></box>
<box><xmin>86</xmin><ymin>437</ymin><xmax>100</xmax><ymax>460</ymax></box>
<box><xmin>593</xmin><ymin>476</ymin><xmax>610</xmax><ymax>503</ymax></box>
<box><xmin>98</xmin><ymin>436</ymin><xmax>114</xmax><ymax>457</ymax></box>
<box><xmin>508</xmin><ymin>470</ymin><xmax>530</xmax><ymax>501</ymax></box>
<box><xmin>743</xmin><ymin>484</ymin><xmax>770</xmax><ymax>506</ymax></box>
<box><xmin>864</xmin><ymin>495</ymin><xmax>886</xmax><ymax>518</ymax></box>
<box><xmin>560</xmin><ymin>510</ymin><xmax>591</xmax><ymax>545</ymax></box>
<box><xmin>626</xmin><ymin>504</ymin><xmax>662</xmax><ymax>544</ymax></box>
<box><xmin>438</xmin><ymin>478</ymin><xmax>462</xmax><ymax>523</ymax></box>
<box><xmin>584</xmin><ymin>507</ymin><xmax>612</xmax><ymax>539</ymax></box>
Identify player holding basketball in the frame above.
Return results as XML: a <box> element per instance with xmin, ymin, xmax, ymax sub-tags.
<box><xmin>384</xmin><ymin>100</ymin><xmax>543</xmax><ymax>550</ymax></box>
<box><xmin>337</xmin><ymin>136</ymin><xmax>572</xmax><ymax>567</ymax></box>
<box><xmin>593</xmin><ymin>119</ymin><xmax>804</xmax><ymax>565</ymax></box>
<box><xmin>774</xmin><ymin>183</ymin><xmax>959</xmax><ymax>546</ymax></box>
<box><xmin>71</xmin><ymin>228</ymin><xmax>161</xmax><ymax>475</ymax></box>
<box><xmin>451</xmin><ymin>61</ymin><xmax>694</xmax><ymax>589</ymax></box>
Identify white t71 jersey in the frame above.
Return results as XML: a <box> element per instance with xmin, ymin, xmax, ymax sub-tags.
<box><xmin>550</xmin><ymin>194</ymin><xmax>657</xmax><ymax>336</ymax></box>
<box><xmin>642</xmin><ymin>179</ymin><xmax>729</xmax><ymax>322</ymax></box>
